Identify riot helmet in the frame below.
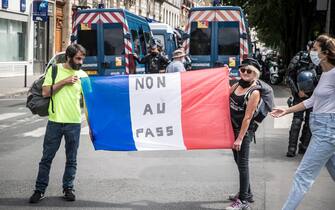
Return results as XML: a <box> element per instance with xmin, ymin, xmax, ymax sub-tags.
<box><xmin>297</xmin><ymin>68</ymin><xmax>317</xmax><ymax>93</ymax></box>
<box><xmin>152</xmin><ymin>38</ymin><xmax>163</xmax><ymax>51</ymax></box>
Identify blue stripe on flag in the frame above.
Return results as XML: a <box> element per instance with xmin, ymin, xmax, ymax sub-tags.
<box><xmin>81</xmin><ymin>76</ymin><xmax>137</xmax><ymax>151</ymax></box>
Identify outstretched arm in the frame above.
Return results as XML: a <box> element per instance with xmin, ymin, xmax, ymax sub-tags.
<box><xmin>271</xmin><ymin>102</ymin><xmax>306</xmax><ymax>118</ymax></box>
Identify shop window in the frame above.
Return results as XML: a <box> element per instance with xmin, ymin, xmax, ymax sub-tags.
<box><xmin>0</xmin><ymin>19</ymin><xmax>27</xmax><ymax>61</ymax></box>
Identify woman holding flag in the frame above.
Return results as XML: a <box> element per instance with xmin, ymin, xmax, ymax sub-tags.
<box><xmin>226</xmin><ymin>58</ymin><xmax>261</xmax><ymax>210</ymax></box>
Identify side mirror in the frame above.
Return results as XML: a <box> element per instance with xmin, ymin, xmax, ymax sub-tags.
<box><xmin>182</xmin><ymin>33</ymin><xmax>190</xmax><ymax>40</ymax></box>
<box><xmin>125</xmin><ymin>33</ymin><xmax>131</xmax><ymax>40</ymax></box>
<box><xmin>70</xmin><ymin>35</ymin><xmax>77</xmax><ymax>42</ymax></box>
<box><xmin>241</xmin><ymin>33</ymin><xmax>248</xmax><ymax>39</ymax></box>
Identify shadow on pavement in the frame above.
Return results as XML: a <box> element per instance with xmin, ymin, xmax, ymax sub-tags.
<box><xmin>0</xmin><ymin>197</ymin><xmax>232</xmax><ymax>209</ymax></box>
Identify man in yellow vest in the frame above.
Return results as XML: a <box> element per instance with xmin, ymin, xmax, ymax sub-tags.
<box><xmin>29</xmin><ymin>44</ymin><xmax>88</xmax><ymax>203</ymax></box>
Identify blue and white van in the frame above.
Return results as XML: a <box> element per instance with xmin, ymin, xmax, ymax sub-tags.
<box><xmin>72</xmin><ymin>8</ymin><xmax>152</xmax><ymax>75</ymax></box>
<box><xmin>149</xmin><ymin>23</ymin><xmax>178</xmax><ymax>59</ymax></box>
<box><xmin>184</xmin><ymin>6</ymin><xmax>252</xmax><ymax>77</ymax></box>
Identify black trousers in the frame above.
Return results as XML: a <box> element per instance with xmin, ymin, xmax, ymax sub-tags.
<box><xmin>288</xmin><ymin>97</ymin><xmax>312</xmax><ymax>151</ymax></box>
<box><xmin>233</xmin><ymin>130</ymin><xmax>253</xmax><ymax>201</ymax></box>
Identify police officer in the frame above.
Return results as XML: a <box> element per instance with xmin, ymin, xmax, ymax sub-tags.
<box><xmin>285</xmin><ymin>41</ymin><xmax>318</xmax><ymax>157</ymax></box>
<box><xmin>133</xmin><ymin>42</ymin><xmax>170</xmax><ymax>74</ymax></box>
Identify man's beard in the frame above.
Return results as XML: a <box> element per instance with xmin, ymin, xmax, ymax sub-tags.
<box><xmin>69</xmin><ymin>58</ymin><xmax>82</xmax><ymax>70</ymax></box>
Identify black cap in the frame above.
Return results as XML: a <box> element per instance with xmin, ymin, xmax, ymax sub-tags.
<box><xmin>239</xmin><ymin>58</ymin><xmax>261</xmax><ymax>71</ymax></box>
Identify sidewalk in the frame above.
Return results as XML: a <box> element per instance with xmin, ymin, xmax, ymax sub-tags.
<box><xmin>0</xmin><ymin>74</ymin><xmax>41</xmax><ymax>98</ymax></box>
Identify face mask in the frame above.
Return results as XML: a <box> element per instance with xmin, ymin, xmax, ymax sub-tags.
<box><xmin>69</xmin><ymin>58</ymin><xmax>82</xmax><ymax>70</ymax></box>
<box><xmin>309</xmin><ymin>51</ymin><xmax>321</xmax><ymax>66</ymax></box>
<box><xmin>238</xmin><ymin>79</ymin><xmax>253</xmax><ymax>89</ymax></box>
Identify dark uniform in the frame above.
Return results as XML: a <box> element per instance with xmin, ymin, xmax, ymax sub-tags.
<box><xmin>285</xmin><ymin>51</ymin><xmax>318</xmax><ymax>157</ymax></box>
<box><xmin>136</xmin><ymin>51</ymin><xmax>170</xmax><ymax>74</ymax></box>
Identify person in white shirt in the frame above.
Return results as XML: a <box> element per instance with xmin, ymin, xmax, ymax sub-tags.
<box><xmin>271</xmin><ymin>34</ymin><xmax>335</xmax><ymax>210</ymax></box>
<box><xmin>166</xmin><ymin>49</ymin><xmax>186</xmax><ymax>73</ymax></box>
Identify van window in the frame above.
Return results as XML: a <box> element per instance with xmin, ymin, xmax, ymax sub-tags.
<box><xmin>77</xmin><ymin>29</ymin><xmax>98</xmax><ymax>56</ymax></box>
<box><xmin>138</xmin><ymin>28</ymin><xmax>147</xmax><ymax>55</ymax></box>
<box><xmin>131</xmin><ymin>30</ymin><xmax>140</xmax><ymax>55</ymax></box>
<box><xmin>103</xmin><ymin>24</ymin><xmax>124</xmax><ymax>55</ymax></box>
<box><xmin>144</xmin><ymin>31</ymin><xmax>152</xmax><ymax>51</ymax></box>
<box><xmin>153</xmin><ymin>35</ymin><xmax>165</xmax><ymax>50</ymax></box>
<box><xmin>190</xmin><ymin>22</ymin><xmax>212</xmax><ymax>55</ymax></box>
<box><xmin>218</xmin><ymin>22</ymin><xmax>239</xmax><ymax>55</ymax></box>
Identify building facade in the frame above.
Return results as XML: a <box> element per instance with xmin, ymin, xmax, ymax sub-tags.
<box><xmin>0</xmin><ymin>0</ymin><xmax>34</xmax><ymax>77</ymax></box>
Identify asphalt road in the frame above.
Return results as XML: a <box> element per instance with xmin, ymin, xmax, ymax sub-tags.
<box><xmin>0</xmin><ymin>85</ymin><xmax>334</xmax><ymax>210</ymax></box>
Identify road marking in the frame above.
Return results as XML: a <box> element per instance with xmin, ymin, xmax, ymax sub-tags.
<box><xmin>0</xmin><ymin>98</ymin><xmax>26</xmax><ymax>101</ymax></box>
<box><xmin>0</xmin><ymin>112</ymin><xmax>25</xmax><ymax>121</ymax></box>
<box><xmin>22</xmin><ymin>127</ymin><xmax>46</xmax><ymax>138</ymax></box>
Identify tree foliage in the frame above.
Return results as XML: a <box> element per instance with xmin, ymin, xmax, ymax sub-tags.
<box><xmin>217</xmin><ymin>0</ymin><xmax>325</xmax><ymax>64</ymax></box>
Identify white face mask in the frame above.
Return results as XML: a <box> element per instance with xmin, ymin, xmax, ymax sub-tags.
<box><xmin>310</xmin><ymin>50</ymin><xmax>321</xmax><ymax>65</ymax></box>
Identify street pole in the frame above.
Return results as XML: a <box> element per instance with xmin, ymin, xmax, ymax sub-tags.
<box><xmin>24</xmin><ymin>65</ymin><xmax>27</xmax><ymax>88</ymax></box>
<box><xmin>325</xmin><ymin>0</ymin><xmax>331</xmax><ymax>33</ymax></box>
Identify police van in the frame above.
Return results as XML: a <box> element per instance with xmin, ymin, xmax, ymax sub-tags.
<box><xmin>183</xmin><ymin>6</ymin><xmax>252</xmax><ymax>77</ymax></box>
<box><xmin>149</xmin><ymin>22</ymin><xmax>178</xmax><ymax>59</ymax></box>
<box><xmin>72</xmin><ymin>8</ymin><xmax>152</xmax><ymax>75</ymax></box>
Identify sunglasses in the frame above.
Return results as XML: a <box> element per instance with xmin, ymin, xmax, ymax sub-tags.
<box><xmin>240</xmin><ymin>68</ymin><xmax>253</xmax><ymax>74</ymax></box>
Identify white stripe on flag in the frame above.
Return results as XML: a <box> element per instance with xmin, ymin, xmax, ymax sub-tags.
<box><xmin>129</xmin><ymin>73</ymin><xmax>186</xmax><ymax>150</ymax></box>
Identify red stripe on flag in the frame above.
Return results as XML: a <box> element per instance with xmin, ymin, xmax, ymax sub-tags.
<box><xmin>181</xmin><ymin>68</ymin><xmax>234</xmax><ymax>149</ymax></box>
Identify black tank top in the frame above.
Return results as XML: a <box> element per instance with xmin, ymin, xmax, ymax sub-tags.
<box><xmin>230</xmin><ymin>88</ymin><xmax>254</xmax><ymax>130</ymax></box>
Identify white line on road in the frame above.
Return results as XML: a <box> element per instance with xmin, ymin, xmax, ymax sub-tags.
<box><xmin>22</xmin><ymin>127</ymin><xmax>46</xmax><ymax>138</ymax></box>
<box><xmin>0</xmin><ymin>98</ymin><xmax>26</xmax><ymax>101</ymax></box>
<box><xmin>0</xmin><ymin>112</ymin><xmax>25</xmax><ymax>121</ymax></box>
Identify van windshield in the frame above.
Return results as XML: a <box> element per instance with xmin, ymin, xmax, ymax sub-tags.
<box><xmin>153</xmin><ymin>35</ymin><xmax>165</xmax><ymax>50</ymax></box>
<box><xmin>189</xmin><ymin>22</ymin><xmax>212</xmax><ymax>55</ymax></box>
<box><xmin>77</xmin><ymin>29</ymin><xmax>98</xmax><ymax>56</ymax></box>
<box><xmin>218</xmin><ymin>22</ymin><xmax>239</xmax><ymax>55</ymax></box>
<box><xmin>104</xmin><ymin>24</ymin><xmax>124</xmax><ymax>55</ymax></box>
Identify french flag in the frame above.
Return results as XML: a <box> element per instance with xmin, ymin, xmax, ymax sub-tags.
<box><xmin>81</xmin><ymin>68</ymin><xmax>234</xmax><ymax>151</ymax></box>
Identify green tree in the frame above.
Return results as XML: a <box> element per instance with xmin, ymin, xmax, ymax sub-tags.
<box><xmin>217</xmin><ymin>0</ymin><xmax>324</xmax><ymax>65</ymax></box>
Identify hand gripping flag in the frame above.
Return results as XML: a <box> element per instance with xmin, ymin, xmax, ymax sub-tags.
<box><xmin>81</xmin><ymin>67</ymin><xmax>234</xmax><ymax>151</ymax></box>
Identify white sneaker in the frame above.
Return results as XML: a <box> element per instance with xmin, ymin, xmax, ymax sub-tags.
<box><xmin>225</xmin><ymin>199</ymin><xmax>250</xmax><ymax>210</ymax></box>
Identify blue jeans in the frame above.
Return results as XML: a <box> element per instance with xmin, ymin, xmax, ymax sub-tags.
<box><xmin>35</xmin><ymin>121</ymin><xmax>81</xmax><ymax>193</ymax></box>
<box><xmin>282</xmin><ymin>113</ymin><xmax>335</xmax><ymax>210</ymax></box>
